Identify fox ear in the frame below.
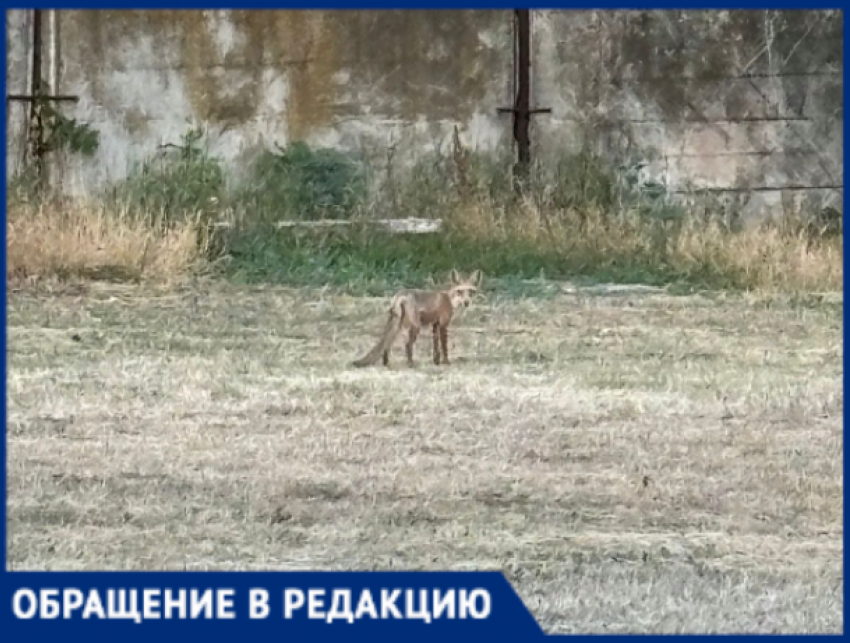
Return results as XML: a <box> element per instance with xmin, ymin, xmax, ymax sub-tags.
<box><xmin>469</xmin><ymin>269</ymin><xmax>482</xmax><ymax>286</ymax></box>
<box><xmin>450</xmin><ymin>269</ymin><xmax>460</xmax><ymax>284</ymax></box>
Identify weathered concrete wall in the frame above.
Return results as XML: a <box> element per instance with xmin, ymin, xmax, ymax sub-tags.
<box><xmin>532</xmin><ymin>10</ymin><xmax>843</xmax><ymax>219</ymax></box>
<box><xmin>12</xmin><ymin>9</ymin><xmax>513</xmax><ymax>192</ymax></box>
<box><xmin>6</xmin><ymin>9</ymin><xmax>33</xmax><ymax>179</ymax></box>
<box><xmin>6</xmin><ymin>9</ymin><xmax>843</xmax><ymax>217</ymax></box>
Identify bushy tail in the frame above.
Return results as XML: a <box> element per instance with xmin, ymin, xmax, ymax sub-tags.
<box><xmin>352</xmin><ymin>301</ymin><xmax>406</xmax><ymax>367</ymax></box>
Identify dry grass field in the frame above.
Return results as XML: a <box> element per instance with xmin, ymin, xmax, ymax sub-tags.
<box><xmin>6</xmin><ymin>280</ymin><xmax>843</xmax><ymax>633</ymax></box>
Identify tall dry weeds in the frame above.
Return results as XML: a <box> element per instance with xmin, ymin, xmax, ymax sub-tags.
<box><xmin>670</xmin><ymin>218</ymin><xmax>843</xmax><ymax>292</ymax></box>
<box><xmin>7</xmin><ymin>197</ymin><xmax>206</xmax><ymax>286</ymax></box>
<box><xmin>444</xmin><ymin>197</ymin><xmax>842</xmax><ymax>292</ymax></box>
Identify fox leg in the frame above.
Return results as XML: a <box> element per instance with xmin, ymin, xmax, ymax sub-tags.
<box><xmin>439</xmin><ymin>324</ymin><xmax>450</xmax><ymax>365</ymax></box>
<box><xmin>405</xmin><ymin>323</ymin><xmax>420</xmax><ymax>367</ymax></box>
<box><xmin>382</xmin><ymin>311</ymin><xmax>396</xmax><ymax>366</ymax></box>
<box><xmin>432</xmin><ymin>323</ymin><xmax>441</xmax><ymax>364</ymax></box>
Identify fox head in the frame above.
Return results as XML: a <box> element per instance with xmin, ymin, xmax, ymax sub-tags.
<box><xmin>447</xmin><ymin>269</ymin><xmax>482</xmax><ymax>309</ymax></box>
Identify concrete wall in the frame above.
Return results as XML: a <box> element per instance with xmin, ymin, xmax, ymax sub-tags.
<box><xmin>533</xmin><ymin>10</ymin><xmax>843</xmax><ymax>220</ymax></box>
<box><xmin>8</xmin><ymin>9</ymin><xmax>514</xmax><ymax>192</ymax></box>
<box><xmin>6</xmin><ymin>9</ymin><xmax>843</xmax><ymax>217</ymax></box>
<box><xmin>6</xmin><ymin>9</ymin><xmax>33</xmax><ymax>178</ymax></box>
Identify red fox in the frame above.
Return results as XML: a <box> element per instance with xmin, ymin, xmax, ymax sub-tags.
<box><xmin>352</xmin><ymin>269</ymin><xmax>482</xmax><ymax>368</ymax></box>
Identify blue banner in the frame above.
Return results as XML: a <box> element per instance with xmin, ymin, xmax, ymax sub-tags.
<box><xmin>3</xmin><ymin>571</ymin><xmax>546</xmax><ymax>640</ymax></box>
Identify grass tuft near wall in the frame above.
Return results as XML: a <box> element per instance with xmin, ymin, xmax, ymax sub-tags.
<box><xmin>7</xmin><ymin>194</ymin><xmax>206</xmax><ymax>287</ymax></box>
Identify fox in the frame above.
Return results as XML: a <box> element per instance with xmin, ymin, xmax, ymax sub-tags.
<box><xmin>352</xmin><ymin>269</ymin><xmax>482</xmax><ymax>368</ymax></box>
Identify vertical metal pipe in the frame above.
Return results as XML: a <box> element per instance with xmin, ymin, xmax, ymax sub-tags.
<box><xmin>515</xmin><ymin>9</ymin><xmax>531</xmax><ymax>176</ymax></box>
<box><xmin>30</xmin><ymin>8</ymin><xmax>44</xmax><ymax>178</ymax></box>
<box><xmin>31</xmin><ymin>9</ymin><xmax>42</xmax><ymax>95</ymax></box>
<box><xmin>47</xmin><ymin>9</ymin><xmax>59</xmax><ymax>186</ymax></box>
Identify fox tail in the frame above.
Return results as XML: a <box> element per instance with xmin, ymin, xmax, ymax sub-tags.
<box><xmin>352</xmin><ymin>298</ymin><xmax>408</xmax><ymax>367</ymax></box>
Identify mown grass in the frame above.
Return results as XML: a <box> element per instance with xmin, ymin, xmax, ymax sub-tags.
<box><xmin>6</xmin><ymin>281</ymin><xmax>843</xmax><ymax>632</ymax></box>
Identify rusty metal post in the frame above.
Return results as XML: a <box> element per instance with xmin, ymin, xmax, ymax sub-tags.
<box><xmin>498</xmin><ymin>10</ymin><xmax>550</xmax><ymax>190</ymax></box>
<box><xmin>515</xmin><ymin>9</ymin><xmax>532</xmax><ymax>175</ymax></box>
<box><xmin>7</xmin><ymin>9</ymin><xmax>79</xmax><ymax>185</ymax></box>
<box><xmin>30</xmin><ymin>8</ymin><xmax>45</xmax><ymax>179</ymax></box>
